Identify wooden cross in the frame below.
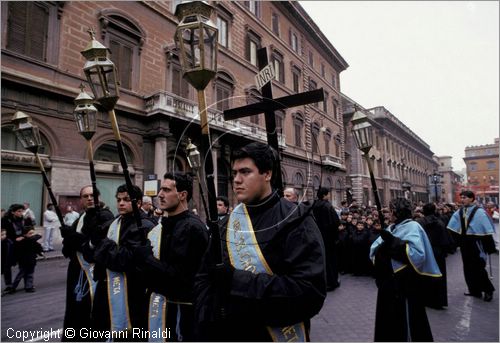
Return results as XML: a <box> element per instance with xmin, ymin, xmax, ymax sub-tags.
<box><xmin>223</xmin><ymin>47</ymin><xmax>324</xmax><ymax>193</ymax></box>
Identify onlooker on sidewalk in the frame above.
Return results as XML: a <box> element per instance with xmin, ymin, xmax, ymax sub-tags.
<box><xmin>11</xmin><ymin>226</ymin><xmax>44</xmax><ymax>293</ymax></box>
<box><xmin>42</xmin><ymin>204</ymin><xmax>60</xmax><ymax>252</ymax></box>
<box><xmin>23</xmin><ymin>202</ymin><xmax>36</xmax><ymax>226</ymax></box>
<box><xmin>1</xmin><ymin>228</ymin><xmax>16</xmax><ymax>295</ymax></box>
<box><xmin>63</xmin><ymin>205</ymin><xmax>79</xmax><ymax>227</ymax></box>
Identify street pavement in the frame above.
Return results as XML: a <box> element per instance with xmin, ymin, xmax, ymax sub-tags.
<box><xmin>1</xmin><ymin>237</ymin><xmax>498</xmax><ymax>342</ymax></box>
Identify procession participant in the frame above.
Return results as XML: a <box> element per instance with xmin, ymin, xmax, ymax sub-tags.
<box><xmin>194</xmin><ymin>142</ymin><xmax>326</xmax><ymax>341</ymax></box>
<box><xmin>133</xmin><ymin>172</ymin><xmax>209</xmax><ymax>342</ymax></box>
<box><xmin>447</xmin><ymin>190</ymin><xmax>496</xmax><ymax>301</ymax></box>
<box><xmin>216</xmin><ymin>195</ymin><xmax>230</xmax><ymax>223</ymax></box>
<box><xmin>91</xmin><ymin>184</ymin><xmax>156</xmax><ymax>339</ymax></box>
<box><xmin>283</xmin><ymin>187</ymin><xmax>299</xmax><ymax>204</ymax></box>
<box><xmin>370</xmin><ymin>197</ymin><xmax>441</xmax><ymax>342</ymax></box>
<box><xmin>61</xmin><ymin>185</ymin><xmax>114</xmax><ymax>342</ymax></box>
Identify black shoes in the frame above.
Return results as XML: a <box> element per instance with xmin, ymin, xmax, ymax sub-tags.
<box><xmin>484</xmin><ymin>292</ymin><xmax>493</xmax><ymax>302</ymax></box>
<box><xmin>464</xmin><ymin>292</ymin><xmax>482</xmax><ymax>298</ymax></box>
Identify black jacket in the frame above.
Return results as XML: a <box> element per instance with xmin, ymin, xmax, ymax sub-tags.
<box><xmin>15</xmin><ymin>234</ymin><xmax>43</xmax><ymax>268</ymax></box>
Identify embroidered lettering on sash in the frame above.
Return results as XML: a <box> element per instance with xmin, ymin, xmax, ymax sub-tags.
<box><xmin>113</xmin><ymin>276</ymin><xmax>121</xmax><ymax>295</ymax></box>
<box><xmin>282</xmin><ymin>326</ymin><xmax>299</xmax><ymax>342</ymax></box>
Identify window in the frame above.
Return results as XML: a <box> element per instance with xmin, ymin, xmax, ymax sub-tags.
<box><xmin>335</xmin><ymin>135</ymin><xmax>341</xmax><ymax>156</ymax></box>
<box><xmin>170</xmin><ymin>54</ymin><xmax>190</xmax><ymax>99</ymax></box>
<box><xmin>290</xmin><ymin>31</ymin><xmax>299</xmax><ymax>53</ymax></box>
<box><xmin>293</xmin><ymin>113</ymin><xmax>304</xmax><ymax>147</ymax></box>
<box><xmin>245</xmin><ymin>30</ymin><xmax>261</xmax><ymax>66</ymax></box>
<box><xmin>294</xmin><ymin>172</ymin><xmax>304</xmax><ymax>186</ymax></box>
<box><xmin>217</xmin><ymin>16</ymin><xmax>228</xmax><ymax>48</ymax></box>
<box><xmin>271</xmin><ymin>50</ymin><xmax>284</xmax><ymax>83</ymax></box>
<box><xmin>100</xmin><ymin>13</ymin><xmax>144</xmax><ymax>91</ymax></box>
<box><xmin>309</xmin><ymin>78</ymin><xmax>318</xmax><ymax>107</ymax></box>
<box><xmin>247</xmin><ymin>88</ymin><xmax>261</xmax><ymax>125</ymax></box>
<box><xmin>321</xmin><ymin>63</ymin><xmax>325</xmax><ymax>77</ymax></box>
<box><xmin>469</xmin><ymin>163</ymin><xmax>477</xmax><ymax>171</ymax></box>
<box><xmin>308</xmin><ymin>51</ymin><xmax>314</xmax><ymax>67</ymax></box>
<box><xmin>5</xmin><ymin>2</ymin><xmax>61</xmax><ymax>63</ymax></box>
<box><xmin>487</xmin><ymin>161</ymin><xmax>496</xmax><ymax>170</ymax></box>
<box><xmin>333</xmin><ymin>100</ymin><xmax>339</xmax><ymax>121</ymax></box>
<box><xmin>323</xmin><ymin>91</ymin><xmax>328</xmax><ymax>112</ymax></box>
<box><xmin>292</xmin><ymin>66</ymin><xmax>301</xmax><ymax>93</ymax></box>
<box><xmin>95</xmin><ymin>141</ymin><xmax>133</xmax><ymax>163</ymax></box>
<box><xmin>245</xmin><ymin>1</ymin><xmax>261</xmax><ymax>17</ymax></box>
<box><xmin>331</xmin><ymin>73</ymin><xmax>337</xmax><ymax>88</ymax></box>
<box><xmin>324</xmin><ymin>128</ymin><xmax>332</xmax><ymax>155</ymax></box>
<box><xmin>271</xmin><ymin>12</ymin><xmax>279</xmax><ymax>36</ymax></box>
<box><xmin>215</xmin><ymin>72</ymin><xmax>234</xmax><ymax>111</ymax></box>
<box><xmin>311</xmin><ymin>122</ymin><xmax>320</xmax><ymax>153</ymax></box>
<box><xmin>275</xmin><ymin>110</ymin><xmax>285</xmax><ymax>134</ymax></box>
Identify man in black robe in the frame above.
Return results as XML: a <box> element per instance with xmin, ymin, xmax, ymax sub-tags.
<box><xmin>194</xmin><ymin>142</ymin><xmax>326</xmax><ymax>341</ymax></box>
<box><xmin>313</xmin><ymin>187</ymin><xmax>341</xmax><ymax>290</ymax></box>
<box><xmin>61</xmin><ymin>186</ymin><xmax>114</xmax><ymax>341</ymax></box>
<box><xmin>90</xmin><ymin>184</ymin><xmax>156</xmax><ymax>339</ymax></box>
<box><xmin>133</xmin><ymin>172</ymin><xmax>209</xmax><ymax>341</ymax></box>
<box><xmin>417</xmin><ymin>203</ymin><xmax>452</xmax><ymax>309</ymax></box>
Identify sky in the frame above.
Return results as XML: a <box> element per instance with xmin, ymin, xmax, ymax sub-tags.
<box><xmin>300</xmin><ymin>1</ymin><xmax>499</xmax><ymax>172</ymax></box>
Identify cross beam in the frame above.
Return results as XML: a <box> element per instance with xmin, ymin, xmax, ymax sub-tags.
<box><xmin>223</xmin><ymin>47</ymin><xmax>324</xmax><ymax>193</ymax></box>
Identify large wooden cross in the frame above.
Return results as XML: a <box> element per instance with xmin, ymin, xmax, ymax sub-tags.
<box><xmin>223</xmin><ymin>47</ymin><xmax>324</xmax><ymax>193</ymax></box>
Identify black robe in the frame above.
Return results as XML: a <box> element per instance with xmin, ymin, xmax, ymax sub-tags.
<box><xmin>194</xmin><ymin>193</ymin><xmax>326</xmax><ymax>341</ymax></box>
<box><xmin>417</xmin><ymin>215</ymin><xmax>451</xmax><ymax>308</ymax></box>
<box><xmin>312</xmin><ymin>199</ymin><xmax>340</xmax><ymax>289</ymax></box>
<box><xmin>351</xmin><ymin>228</ymin><xmax>371</xmax><ymax>276</ymax></box>
<box><xmin>91</xmin><ymin>212</ymin><xmax>156</xmax><ymax>340</ymax></box>
<box><xmin>61</xmin><ymin>208</ymin><xmax>114</xmax><ymax>342</ymax></box>
<box><xmin>136</xmin><ymin>210</ymin><xmax>209</xmax><ymax>342</ymax></box>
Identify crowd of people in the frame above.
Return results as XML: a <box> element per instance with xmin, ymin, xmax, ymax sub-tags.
<box><xmin>1</xmin><ymin>141</ymin><xmax>498</xmax><ymax>342</ymax></box>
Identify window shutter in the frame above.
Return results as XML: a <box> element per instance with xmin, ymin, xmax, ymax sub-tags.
<box><xmin>121</xmin><ymin>45</ymin><xmax>132</xmax><ymax>89</ymax></box>
<box><xmin>172</xmin><ymin>67</ymin><xmax>181</xmax><ymax>95</ymax></box>
<box><xmin>29</xmin><ymin>3</ymin><xmax>48</xmax><ymax>60</ymax></box>
<box><xmin>7</xmin><ymin>2</ymin><xmax>28</xmax><ymax>54</ymax></box>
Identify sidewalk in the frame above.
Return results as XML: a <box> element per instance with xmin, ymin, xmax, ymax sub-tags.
<box><xmin>34</xmin><ymin>226</ymin><xmax>64</xmax><ymax>261</ymax></box>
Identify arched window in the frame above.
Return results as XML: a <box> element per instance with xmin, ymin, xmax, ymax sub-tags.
<box><xmin>293</xmin><ymin>172</ymin><xmax>304</xmax><ymax>186</ymax></box>
<box><xmin>95</xmin><ymin>141</ymin><xmax>133</xmax><ymax>163</ymax></box>
<box><xmin>313</xmin><ymin>175</ymin><xmax>320</xmax><ymax>192</ymax></box>
<box><xmin>1</xmin><ymin>125</ymin><xmax>51</xmax><ymax>155</ymax></box>
<box><xmin>215</xmin><ymin>71</ymin><xmax>234</xmax><ymax>111</ymax></box>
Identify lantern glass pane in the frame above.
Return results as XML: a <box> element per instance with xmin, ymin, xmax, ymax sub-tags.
<box><xmin>203</xmin><ymin>25</ymin><xmax>217</xmax><ymax>71</ymax></box>
<box><xmin>15</xmin><ymin>126</ymin><xmax>41</xmax><ymax>150</ymax></box>
<box><xmin>84</xmin><ymin>60</ymin><xmax>119</xmax><ymax>101</ymax></box>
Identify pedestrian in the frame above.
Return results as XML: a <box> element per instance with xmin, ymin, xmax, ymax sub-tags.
<box><xmin>91</xmin><ymin>184</ymin><xmax>156</xmax><ymax>339</ymax></box>
<box><xmin>141</xmin><ymin>195</ymin><xmax>155</xmax><ymax>218</ymax></box>
<box><xmin>283</xmin><ymin>187</ymin><xmax>299</xmax><ymax>204</ymax></box>
<box><xmin>370</xmin><ymin>197</ymin><xmax>441</xmax><ymax>342</ymax></box>
<box><xmin>63</xmin><ymin>205</ymin><xmax>80</xmax><ymax>227</ymax></box>
<box><xmin>417</xmin><ymin>203</ymin><xmax>453</xmax><ymax>309</ymax></box>
<box><xmin>1</xmin><ymin>228</ymin><xmax>16</xmax><ymax>295</ymax></box>
<box><xmin>2</xmin><ymin>203</ymin><xmax>34</xmax><ymax>242</ymax></box>
<box><xmin>216</xmin><ymin>195</ymin><xmax>230</xmax><ymax>222</ymax></box>
<box><xmin>11</xmin><ymin>226</ymin><xmax>44</xmax><ymax>293</ymax></box>
<box><xmin>447</xmin><ymin>190</ymin><xmax>496</xmax><ymax>301</ymax></box>
<box><xmin>60</xmin><ymin>185</ymin><xmax>114</xmax><ymax>342</ymax></box>
<box><xmin>133</xmin><ymin>172</ymin><xmax>209</xmax><ymax>342</ymax></box>
<box><xmin>42</xmin><ymin>203</ymin><xmax>60</xmax><ymax>252</ymax></box>
<box><xmin>351</xmin><ymin>221</ymin><xmax>371</xmax><ymax>276</ymax></box>
<box><xmin>23</xmin><ymin>202</ymin><xmax>36</xmax><ymax>225</ymax></box>
<box><xmin>313</xmin><ymin>187</ymin><xmax>341</xmax><ymax>290</ymax></box>
<box><xmin>194</xmin><ymin>142</ymin><xmax>326</xmax><ymax>341</ymax></box>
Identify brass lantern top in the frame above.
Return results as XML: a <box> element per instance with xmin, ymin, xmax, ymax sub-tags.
<box><xmin>81</xmin><ymin>29</ymin><xmax>109</xmax><ymax>61</ymax></box>
<box><xmin>74</xmin><ymin>84</ymin><xmax>98</xmax><ymax>141</ymax></box>
<box><xmin>350</xmin><ymin>106</ymin><xmax>374</xmax><ymax>154</ymax></box>
<box><xmin>186</xmin><ymin>138</ymin><xmax>201</xmax><ymax>170</ymax></box>
<box><xmin>175</xmin><ymin>1</ymin><xmax>213</xmax><ymax>19</ymax></box>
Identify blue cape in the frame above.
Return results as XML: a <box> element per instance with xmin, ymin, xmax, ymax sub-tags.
<box><xmin>447</xmin><ymin>205</ymin><xmax>495</xmax><ymax>236</ymax></box>
<box><xmin>370</xmin><ymin>219</ymin><xmax>442</xmax><ymax>277</ymax></box>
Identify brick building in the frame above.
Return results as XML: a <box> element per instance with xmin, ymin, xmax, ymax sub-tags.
<box><xmin>436</xmin><ymin>156</ymin><xmax>463</xmax><ymax>203</ymax></box>
<box><xmin>463</xmin><ymin>138</ymin><xmax>499</xmax><ymax>204</ymax></box>
<box><xmin>342</xmin><ymin>95</ymin><xmax>438</xmax><ymax>207</ymax></box>
<box><xmin>1</xmin><ymin>1</ymin><xmax>348</xmax><ymax>218</ymax></box>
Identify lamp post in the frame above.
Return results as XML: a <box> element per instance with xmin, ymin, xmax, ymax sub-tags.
<box><xmin>186</xmin><ymin>139</ymin><xmax>209</xmax><ymax>218</ymax></box>
<box><xmin>175</xmin><ymin>2</ymin><xmax>219</xmax><ymax>237</ymax></box>
<box><xmin>430</xmin><ymin>171</ymin><xmax>441</xmax><ymax>203</ymax></box>
<box><xmin>81</xmin><ymin>29</ymin><xmax>142</xmax><ymax>227</ymax></box>
<box><xmin>11</xmin><ymin>111</ymin><xmax>65</xmax><ymax>227</ymax></box>
<box><xmin>350</xmin><ymin>106</ymin><xmax>384</xmax><ymax>222</ymax></box>
<box><xmin>73</xmin><ymin>84</ymin><xmax>100</xmax><ymax>206</ymax></box>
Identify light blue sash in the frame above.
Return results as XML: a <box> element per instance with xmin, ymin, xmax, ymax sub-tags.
<box><xmin>147</xmin><ymin>223</ymin><xmax>167</xmax><ymax>342</ymax></box>
<box><xmin>73</xmin><ymin>213</ymin><xmax>97</xmax><ymax>306</ymax></box>
<box><xmin>370</xmin><ymin>219</ymin><xmax>442</xmax><ymax>277</ymax></box>
<box><xmin>106</xmin><ymin>218</ymin><xmax>132</xmax><ymax>333</ymax></box>
<box><xmin>447</xmin><ymin>205</ymin><xmax>495</xmax><ymax>236</ymax></box>
<box><xmin>227</xmin><ymin>203</ymin><xmax>307</xmax><ymax>342</ymax></box>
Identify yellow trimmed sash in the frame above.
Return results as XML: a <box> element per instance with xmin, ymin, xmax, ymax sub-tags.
<box><xmin>74</xmin><ymin>213</ymin><xmax>97</xmax><ymax>307</ymax></box>
<box><xmin>227</xmin><ymin>203</ymin><xmax>307</xmax><ymax>342</ymax></box>
<box><xmin>106</xmin><ymin>218</ymin><xmax>132</xmax><ymax>334</ymax></box>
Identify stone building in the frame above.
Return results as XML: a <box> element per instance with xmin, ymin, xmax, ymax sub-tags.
<box><xmin>436</xmin><ymin>155</ymin><xmax>463</xmax><ymax>204</ymax></box>
<box><xmin>342</xmin><ymin>95</ymin><xmax>438</xmax><ymax>207</ymax></box>
<box><xmin>1</xmin><ymin>1</ymin><xmax>348</xmax><ymax>218</ymax></box>
<box><xmin>464</xmin><ymin>138</ymin><xmax>499</xmax><ymax>204</ymax></box>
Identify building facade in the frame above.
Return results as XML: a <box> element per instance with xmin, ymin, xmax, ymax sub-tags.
<box><xmin>342</xmin><ymin>95</ymin><xmax>438</xmax><ymax>207</ymax></box>
<box><xmin>463</xmin><ymin>138</ymin><xmax>499</xmax><ymax>204</ymax></box>
<box><xmin>436</xmin><ymin>156</ymin><xmax>463</xmax><ymax>203</ymax></box>
<box><xmin>1</xmin><ymin>1</ymin><xmax>349</xmax><ymax>218</ymax></box>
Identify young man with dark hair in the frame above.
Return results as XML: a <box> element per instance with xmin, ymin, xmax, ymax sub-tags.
<box><xmin>90</xmin><ymin>184</ymin><xmax>156</xmax><ymax>339</ymax></box>
<box><xmin>194</xmin><ymin>142</ymin><xmax>326</xmax><ymax>341</ymax></box>
<box><xmin>447</xmin><ymin>190</ymin><xmax>496</xmax><ymax>301</ymax></box>
<box><xmin>370</xmin><ymin>197</ymin><xmax>441</xmax><ymax>341</ymax></box>
<box><xmin>133</xmin><ymin>172</ymin><xmax>209</xmax><ymax>341</ymax></box>
<box><xmin>216</xmin><ymin>195</ymin><xmax>230</xmax><ymax>222</ymax></box>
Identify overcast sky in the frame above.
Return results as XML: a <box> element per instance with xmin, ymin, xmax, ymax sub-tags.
<box><xmin>300</xmin><ymin>1</ymin><xmax>499</xmax><ymax>172</ymax></box>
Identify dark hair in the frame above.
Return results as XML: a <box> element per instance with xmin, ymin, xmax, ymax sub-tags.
<box><xmin>116</xmin><ymin>184</ymin><xmax>143</xmax><ymax>201</ymax></box>
<box><xmin>164</xmin><ymin>172</ymin><xmax>193</xmax><ymax>202</ymax></box>
<box><xmin>8</xmin><ymin>204</ymin><xmax>25</xmax><ymax>213</ymax></box>
<box><xmin>80</xmin><ymin>185</ymin><xmax>101</xmax><ymax>197</ymax></box>
<box><xmin>47</xmin><ymin>203</ymin><xmax>54</xmax><ymax>210</ymax></box>
<box><xmin>216</xmin><ymin>196</ymin><xmax>229</xmax><ymax>208</ymax></box>
<box><xmin>460</xmin><ymin>190</ymin><xmax>475</xmax><ymax>201</ymax></box>
<box><xmin>389</xmin><ymin>197</ymin><xmax>413</xmax><ymax>221</ymax></box>
<box><xmin>231</xmin><ymin>142</ymin><xmax>277</xmax><ymax>182</ymax></box>
<box><xmin>423</xmin><ymin>203</ymin><xmax>436</xmax><ymax>216</ymax></box>
<box><xmin>317</xmin><ymin>187</ymin><xmax>329</xmax><ymax>200</ymax></box>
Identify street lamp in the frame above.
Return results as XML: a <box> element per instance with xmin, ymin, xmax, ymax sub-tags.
<box><xmin>430</xmin><ymin>171</ymin><xmax>442</xmax><ymax>203</ymax></box>
<box><xmin>186</xmin><ymin>138</ymin><xmax>201</xmax><ymax>170</ymax></box>
<box><xmin>81</xmin><ymin>28</ymin><xmax>142</xmax><ymax>227</ymax></box>
<box><xmin>350</xmin><ymin>106</ymin><xmax>384</xmax><ymax>222</ymax></box>
<box><xmin>11</xmin><ymin>111</ymin><xmax>64</xmax><ymax>227</ymax></box>
<box><xmin>73</xmin><ymin>84</ymin><xmax>100</xmax><ymax>206</ymax></box>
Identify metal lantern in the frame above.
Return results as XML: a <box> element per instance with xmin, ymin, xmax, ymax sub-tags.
<box><xmin>186</xmin><ymin>138</ymin><xmax>201</xmax><ymax>170</ymax></box>
<box><xmin>351</xmin><ymin>106</ymin><xmax>373</xmax><ymax>154</ymax></box>
<box><xmin>81</xmin><ymin>29</ymin><xmax>120</xmax><ymax>111</ymax></box>
<box><xmin>175</xmin><ymin>1</ymin><xmax>218</xmax><ymax>90</ymax></box>
<box><xmin>74</xmin><ymin>84</ymin><xmax>98</xmax><ymax>140</ymax></box>
<box><xmin>11</xmin><ymin>110</ymin><xmax>42</xmax><ymax>154</ymax></box>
